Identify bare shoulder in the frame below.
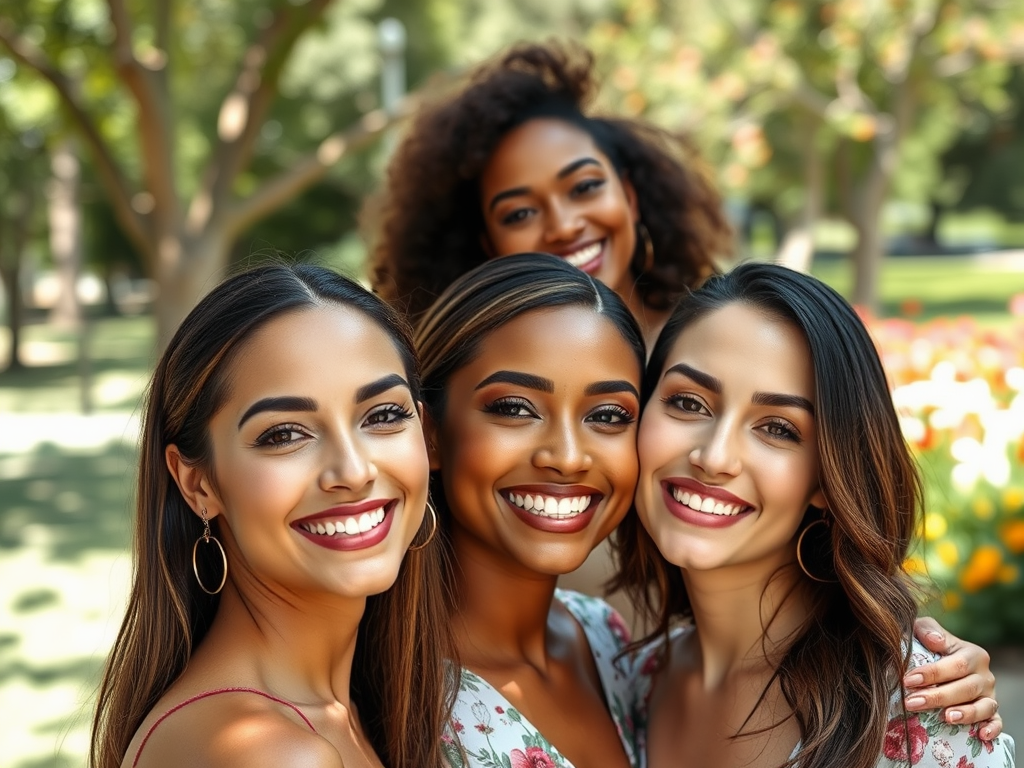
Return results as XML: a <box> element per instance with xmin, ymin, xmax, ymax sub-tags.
<box><xmin>129</xmin><ymin>693</ymin><xmax>342</xmax><ymax>768</ymax></box>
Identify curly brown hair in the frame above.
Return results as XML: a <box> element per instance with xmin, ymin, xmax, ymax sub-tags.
<box><xmin>365</xmin><ymin>40</ymin><xmax>732</xmax><ymax>321</ymax></box>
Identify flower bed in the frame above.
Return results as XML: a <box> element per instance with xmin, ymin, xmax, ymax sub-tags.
<box><xmin>864</xmin><ymin>304</ymin><xmax>1024</xmax><ymax>645</ymax></box>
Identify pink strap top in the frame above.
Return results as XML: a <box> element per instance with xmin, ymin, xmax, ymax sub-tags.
<box><xmin>131</xmin><ymin>687</ymin><xmax>316</xmax><ymax>767</ymax></box>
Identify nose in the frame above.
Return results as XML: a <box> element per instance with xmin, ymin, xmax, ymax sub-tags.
<box><xmin>531</xmin><ymin>417</ymin><xmax>592</xmax><ymax>475</ymax></box>
<box><xmin>319</xmin><ymin>428</ymin><xmax>378</xmax><ymax>493</ymax></box>
<box><xmin>688</xmin><ymin>420</ymin><xmax>742</xmax><ymax>479</ymax></box>
<box><xmin>543</xmin><ymin>199</ymin><xmax>585</xmax><ymax>244</ymax></box>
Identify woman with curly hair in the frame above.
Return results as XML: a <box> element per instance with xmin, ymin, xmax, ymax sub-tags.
<box><xmin>365</xmin><ymin>41</ymin><xmax>731</xmax><ymax>347</ymax></box>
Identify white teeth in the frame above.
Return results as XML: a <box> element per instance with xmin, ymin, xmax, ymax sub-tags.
<box><xmin>506</xmin><ymin>492</ymin><xmax>592</xmax><ymax>519</ymax></box>
<box><xmin>564</xmin><ymin>241</ymin><xmax>602</xmax><ymax>268</ymax></box>
<box><xmin>301</xmin><ymin>507</ymin><xmax>387</xmax><ymax>537</ymax></box>
<box><xmin>671</xmin><ymin>486</ymin><xmax>746</xmax><ymax>517</ymax></box>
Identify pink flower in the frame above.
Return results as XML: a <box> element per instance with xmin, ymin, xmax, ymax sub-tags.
<box><xmin>607</xmin><ymin>610</ymin><xmax>630</xmax><ymax>643</ymax></box>
<box><xmin>882</xmin><ymin>714</ymin><xmax>927</xmax><ymax>764</ymax></box>
<box><xmin>510</xmin><ymin>747</ymin><xmax>556</xmax><ymax>768</ymax></box>
<box><xmin>451</xmin><ymin>719</ymin><xmax>464</xmax><ymax>734</ymax></box>
<box><xmin>957</xmin><ymin>757</ymin><xmax>975</xmax><ymax>768</ymax></box>
<box><xmin>969</xmin><ymin>725</ymin><xmax>995</xmax><ymax>753</ymax></box>
<box><xmin>495</xmin><ymin>706</ymin><xmax>504</xmax><ymax>714</ymax></box>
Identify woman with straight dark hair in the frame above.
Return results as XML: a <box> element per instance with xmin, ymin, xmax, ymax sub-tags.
<box><xmin>416</xmin><ymin>254</ymin><xmax>646</xmax><ymax>767</ymax></box>
<box><xmin>618</xmin><ymin>262</ymin><xmax>1014</xmax><ymax>767</ymax></box>
<box><xmin>90</xmin><ymin>263</ymin><xmax>455</xmax><ymax>768</ymax></box>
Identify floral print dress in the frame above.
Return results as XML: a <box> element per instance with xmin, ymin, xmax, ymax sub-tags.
<box><xmin>442</xmin><ymin>589</ymin><xmax>637</xmax><ymax>768</ymax></box>
<box><xmin>630</xmin><ymin>631</ymin><xmax>1015</xmax><ymax>768</ymax></box>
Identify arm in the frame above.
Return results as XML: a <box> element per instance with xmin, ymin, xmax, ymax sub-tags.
<box><xmin>907</xmin><ymin>617</ymin><xmax>1002</xmax><ymax>739</ymax></box>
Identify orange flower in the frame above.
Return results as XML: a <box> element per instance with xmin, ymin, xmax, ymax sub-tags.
<box><xmin>1000</xmin><ymin>520</ymin><xmax>1024</xmax><ymax>554</ymax></box>
<box><xmin>960</xmin><ymin>545</ymin><xmax>1003</xmax><ymax>593</ymax></box>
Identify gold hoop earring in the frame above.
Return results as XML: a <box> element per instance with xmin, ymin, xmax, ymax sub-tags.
<box><xmin>796</xmin><ymin>517</ymin><xmax>838</xmax><ymax>584</ymax></box>
<box><xmin>408</xmin><ymin>500</ymin><xmax>438</xmax><ymax>552</ymax></box>
<box><xmin>636</xmin><ymin>221</ymin><xmax>655</xmax><ymax>274</ymax></box>
<box><xmin>192</xmin><ymin>508</ymin><xmax>228</xmax><ymax>595</ymax></box>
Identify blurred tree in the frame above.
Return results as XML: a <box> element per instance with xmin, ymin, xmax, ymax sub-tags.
<box><xmin>588</xmin><ymin>0</ymin><xmax>1024</xmax><ymax>310</ymax></box>
<box><xmin>0</xmin><ymin>0</ymin><xmax>403</xmax><ymax>348</ymax></box>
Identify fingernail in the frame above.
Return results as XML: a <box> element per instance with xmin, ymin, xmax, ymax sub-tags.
<box><xmin>905</xmin><ymin>696</ymin><xmax>926</xmax><ymax>710</ymax></box>
<box><xmin>926</xmin><ymin>630</ymin><xmax>945</xmax><ymax>641</ymax></box>
<box><xmin>904</xmin><ymin>674</ymin><xmax>924</xmax><ymax>687</ymax></box>
<box><xmin>947</xmin><ymin>710</ymin><xmax>963</xmax><ymax>723</ymax></box>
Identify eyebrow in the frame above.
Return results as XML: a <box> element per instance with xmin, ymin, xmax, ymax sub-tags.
<box><xmin>355</xmin><ymin>373</ymin><xmax>410</xmax><ymax>403</ymax></box>
<box><xmin>475</xmin><ymin>370</ymin><xmax>554</xmax><ymax>393</ymax></box>
<box><xmin>664</xmin><ymin>363</ymin><xmax>814</xmax><ymax>414</ymax></box>
<box><xmin>236</xmin><ymin>374</ymin><xmax>410</xmax><ymax>429</ymax></box>
<box><xmin>585</xmin><ymin>379</ymin><xmax>640</xmax><ymax>399</ymax></box>
<box><xmin>238</xmin><ymin>396</ymin><xmax>317</xmax><ymax>428</ymax></box>
<box><xmin>487</xmin><ymin>157</ymin><xmax>603</xmax><ymax>212</ymax></box>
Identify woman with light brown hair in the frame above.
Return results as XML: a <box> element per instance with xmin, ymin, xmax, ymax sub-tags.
<box><xmin>90</xmin><ymin>263</ymin><xmax>455</xmax><ymax>768</ymax></box>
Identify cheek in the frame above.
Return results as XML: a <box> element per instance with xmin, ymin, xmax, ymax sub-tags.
<box><xmin>488</xmin><ymin>226</ymin><xmax>542</xmax><ymax>257</ymax></box>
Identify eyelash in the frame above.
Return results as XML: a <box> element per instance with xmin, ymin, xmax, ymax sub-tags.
<box><xmin>483</xmin><ymin>397</ymin><xmax>536</xmax><ymax>419</ymax></box>
<box><xmin>365</xmin><ymin>403</ymin><xmax>415</xmax><ymax>427</ymax></box>
<box><xmin>663</xmin><ymin>395</ymin><xmax>802</xmax><ymax>443</ymax></box>
<box><xmin>587</xmin><ymin>405</ymin><xmax>635</xmax><ymax>425</ymax></box>
<box><xmin>253</xmin><ymin>424</ymin><xmax>310</xmax><ymax>448</ymax></box>
<box><xmin>573</xmin><ymin>178</ymin><xmax>605</xmax><ymax>196</ymax></box>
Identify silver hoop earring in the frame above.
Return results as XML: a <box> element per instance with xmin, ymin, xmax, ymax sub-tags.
<box><xmin>193</xmin><ymin>508</ymin><xmax>228</xmax><ymax>595</ymax></box>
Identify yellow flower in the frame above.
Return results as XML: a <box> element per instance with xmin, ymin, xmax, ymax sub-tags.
<box><xmin>1000</xmin><ymin>520</ymin><xmax>1024</xmax><ymax>554</ymax></box>
<box><xmin>924</xmin><ymin>512</ymin><xmax>948</xmax><ymax>540</ymax></box>
<box><xmin>936</xmin><ymin>541</ymin><xmax>959</xmax><ymax>567</ymax></box>
<box><xmin>960</xmin><ymin>545</ymin><xmax>1003</xmax><ymax>593</ymax></box>
<box><xmin>942</xmin><ymin>592</ymin><xmax>962</xmax><ymax>611</ymax></box>
<box><xmin>999</xmin><ymin>564</ymin><xmax>1019</xmax><ymax>584</ymax></box>
<box><xmin>903</xmin><ymin>556</ymin><xmax>928</xmax><ymax>576</ymax></box>
<box><xmin>1003</xmin><ymin>487</ymin><xmax>1024</xmax><ymax>512</ymax></box>
<box><xmin>973</xmin><ymin>497</ymin><xmax>995</xmax><ymax>520</ymax></box>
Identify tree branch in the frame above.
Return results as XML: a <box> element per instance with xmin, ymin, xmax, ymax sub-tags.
<box><xmin>106</xmin><ymin>0</ymin><xmax>179</xmax><ymax>225</ymax></box>
<box><xmin>190</xmin><ymin>0</ymin><xmax>334</xmax><ymax>234</ymax></box>
<box><xmin>223</xmin><ymin>108</ymin><xmax>398</xmax><ymax>241</ymax></box>
<box><xmin>0</xmin><ymin>19</ymin><xmax>150</xmax><ymax>257</ymax></box>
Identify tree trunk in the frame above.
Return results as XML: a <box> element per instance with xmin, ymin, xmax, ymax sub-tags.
<box><xmin>48</xmin><ymin>139</ymin><xmax>83</xmax><ymax>327</ymax></box>
<box><xmin>777</xmin><ymin>119</ymin><xmax>824</xmax><ymax>273</ymax></box>
<box><xmin>152</xmin><ymin>232</ymin><xmax>230</xmax><ymax>352</ymax></box>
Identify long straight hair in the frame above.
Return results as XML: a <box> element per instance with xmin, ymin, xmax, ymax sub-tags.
<box><xmin>90</xmin><ymin>263</ymin><xmax>455</xmax><ymax>768</ymax></box>
<box><xmin>611</xmin><ymin>262</ymin><xmax>921</xmax><ymax>768</ymax></box>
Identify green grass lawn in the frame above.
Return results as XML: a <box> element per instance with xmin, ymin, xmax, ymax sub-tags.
<box><xmin>1</xmin><ymin>255</ymin><xmax>1022</xmax><ymax>768</ymax></box>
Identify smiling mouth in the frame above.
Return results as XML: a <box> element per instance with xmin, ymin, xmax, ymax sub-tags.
<box><xmin>670</xmin><ymin>486</ymin><xmax>751</xmax><ymax>517</ymax></box>
<box><xmin>505</xmin><ymin>492</ymin><xmax>593</xmax><ymax>519</ymax></box>
<box><xmin>299</xmin><ymin>507</ymin><xmax>387</xmax><ymax>537</ymax></box>
<box><xmin>560</xmin><ymin>241</ymin><xmax>603</xmax><ymax>269</ymax></box>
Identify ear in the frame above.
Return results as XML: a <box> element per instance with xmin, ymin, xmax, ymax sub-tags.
<box><xmin>620</xmin><ymin>174</ymin><xmax>640</xmax><ymax>224</ymax></box>
<box><xmin>420</xmin><ymin>405</ymin><xmax>443</xmax><ymax>472</ymax></box>
<box><xmin>166</xmin><ymin>444</ymin><xmax>222</xmax><ymax>520</ymax></box>
<box><xmin>809</xmin><ymin>487</ymin><xmax>829</xmax><ymax>513</ymax></box>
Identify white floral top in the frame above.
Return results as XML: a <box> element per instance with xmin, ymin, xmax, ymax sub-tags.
<box><xmin>442</xmin><ymin>589</ymin><xmax>637</xmax><ymax>768</ymax></box>
<box><xmin>630</xmin><ymin>631</ymin><xmax>1015</xmax><ymax>768</ymax></box>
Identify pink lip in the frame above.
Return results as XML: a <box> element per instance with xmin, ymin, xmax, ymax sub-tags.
<box><xmin>551</xmin><ymin>239</ymin><xmax>605</xmax><ymax>275</ymax></box>
<box><xmin>500</xmin><ymin>484</ymin><xmax>603</xmax><ymax>534</ymax></box>
<box><xmin>660</xmin><ymin>480</ymin><xmax>755</xmax><ymax>530</ymax></box>
<box><xmin>292</xmin><ymin>499</ymin><xmax>397</xmax><ymax>552</ymax></box>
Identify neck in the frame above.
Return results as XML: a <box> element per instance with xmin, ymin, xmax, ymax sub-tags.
<box><xmin>450</xmin><ymin>526</ymin><xmax>560</xmax><ymax>669</ymax></box>
<box><xmin>200</xmin><ymin>574</ymin><xmax>366</xmax><ymax>707</ymax></box>
<box><xmin>681</xmin><ymin>548</ymin><xmax>813</xmax><ymax>689</ymax></box>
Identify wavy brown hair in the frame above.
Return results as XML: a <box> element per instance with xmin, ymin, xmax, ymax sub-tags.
<box><xmin>366</xmin><ymin>40</ymin><xmax>730</xmax><ymax>321</ymax></box>
<box><xmin>611</xmin><ymin>262</ymin><xmax>922</xmax><ymax>768</ymax></box>
<box><xmin>89</xmin><ymin>263</ymin><xmax>455</xmax><ymax>768</ymax></box>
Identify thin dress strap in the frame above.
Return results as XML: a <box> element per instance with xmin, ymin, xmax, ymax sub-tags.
<box><xmin>131</xmin><ymin>686</ymin><xmax>316</xmax><ymax>767</ymax></box>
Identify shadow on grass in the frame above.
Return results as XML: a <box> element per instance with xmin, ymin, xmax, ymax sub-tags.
<box><xmin>0</xmin><ymin>440</ymin><xmax>137</xmax><ymax>559</ymax></box>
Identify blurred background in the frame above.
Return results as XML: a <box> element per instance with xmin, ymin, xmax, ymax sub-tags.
<box><xmin>1</xmin><ymin>0</ymin><xmax>1023</xmax><ymax>765</ymax></box>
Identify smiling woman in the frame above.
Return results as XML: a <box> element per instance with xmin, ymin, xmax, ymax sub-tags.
<box><xmin>89</xmin><ymin>264</ymin><xmax>455</xmax><ymax>768</ymax></box>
